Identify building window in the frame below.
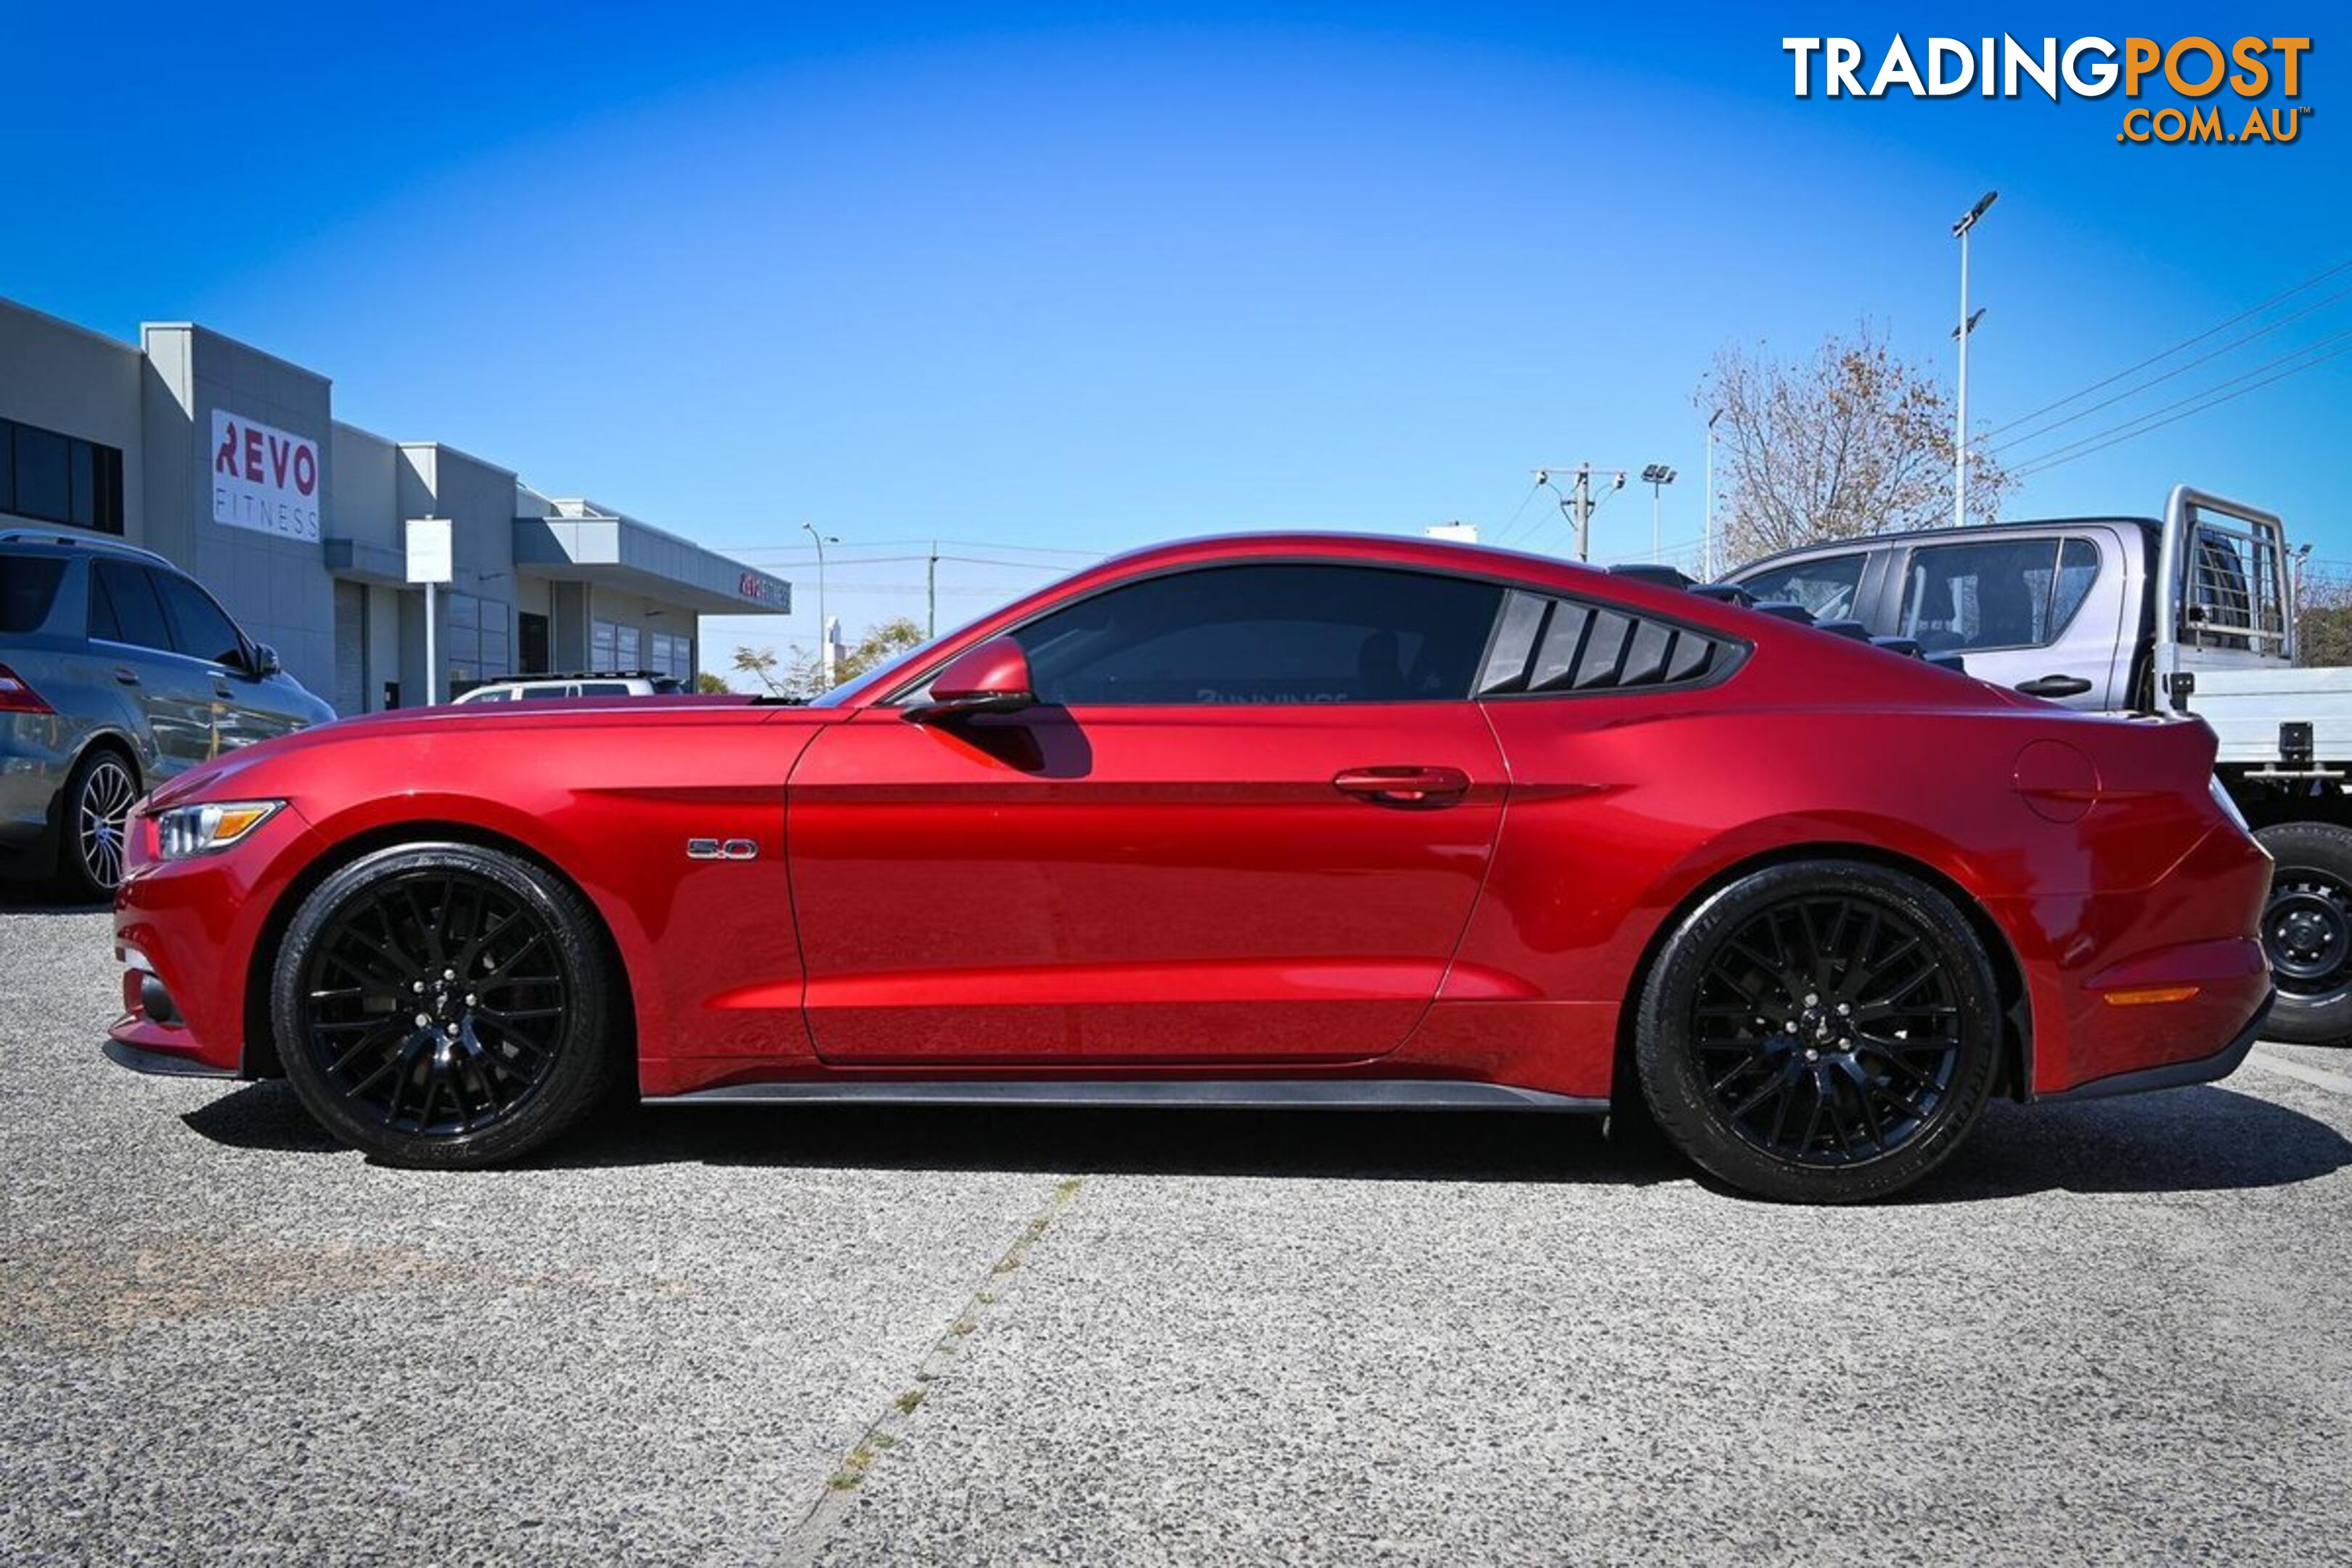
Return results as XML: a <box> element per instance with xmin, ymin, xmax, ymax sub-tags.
<box><xmin>616</xmin><ymin>624</ymin><xmax>641</xmax><ymax>670</ymax></box>
<box><xmin>649</xmin><ymin>629</ymin><xmax>695</xmax><ymax>682</ymax></box>
<box><xmin>2</xmin><ymin>418</ymin><xmax>125</xmax><ymax>535</ymax></box>
<box><xmin>444</xmin><ymin>592</ymin><xmax>513</xmax><ymax>687</ymax></box>
<box><xmin>591</xmin><ymin>618</ymin><xmax>616</xmax><ymax>671</ymax></box>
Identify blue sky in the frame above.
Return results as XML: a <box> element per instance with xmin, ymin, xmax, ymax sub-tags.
<box><xmin>6</xmin><ymin>3</ymin><xmax>2342</xmax><ymax>668</ymax></box>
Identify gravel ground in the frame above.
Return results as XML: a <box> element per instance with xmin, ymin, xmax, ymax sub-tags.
<box><xmin>3</xmin><ymin>903</ymin><xmax>2348</xmax><ymax>1565</ymax></box>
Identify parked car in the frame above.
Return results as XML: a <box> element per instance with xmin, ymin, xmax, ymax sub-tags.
<box><xmin>0</xmin><ymin>528</ymin><xmax>334</xmax><ymax>899</ymax></box>
<box><xmin>105</xmin><ymin>533</ymin><xmax>2269</xmax><ymax>1201</ymax></box>
<box><xmin>451</xmin><ymin>671</ymin><xmax>687</xmax><ymax>704</ymax></box>
<box><xmin>1730</xmin><ymin>485</ymin><xmax>2349</xmax><ymax>1045</ymax></box>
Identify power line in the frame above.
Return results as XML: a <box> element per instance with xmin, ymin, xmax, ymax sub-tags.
<box><xmin>2010</xmin><ymin>334</ymin><xmax>2352</xmax><ymax>477</ymax></box>
<box><xmin>1981</xmin><ymin>254</ymin><xmax>2352</xmax><ymax>442</ymax></box>
<box><xmin>1984</xmin><ymin>280</ymin><xmax>2352</xmax><ymax>456</ymax></box>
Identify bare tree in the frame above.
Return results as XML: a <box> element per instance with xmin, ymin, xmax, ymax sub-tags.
<box><xmin>2297</xmin><ymin>559</ymin><xmax>2352</xmax><ymax>668</ymax></box>
<box><xmin>732</xmin><ymin>617</ymin><xmax>928</xmax><ymax>701</ymax></box>
<box><xmin>1699</xmin><ymin>323</ymin><xmax>2012</xmax><ymax>568</ymax></box>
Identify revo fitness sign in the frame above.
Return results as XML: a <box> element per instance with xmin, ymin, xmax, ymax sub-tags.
<box><xmin>210</xmin><ymin>409</ymin><xmax>321</xmax><ymax>542</ymax></box>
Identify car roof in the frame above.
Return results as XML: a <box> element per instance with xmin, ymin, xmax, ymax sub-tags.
<box><xmin>1736</xmin><ymin>516</ymin><xmax>2160</xmax><ymax>574</ymax></box>
<box><xmin>0</xmin><ymin>527</ymin><xmax>176</xmax><ymax>569</ymax></box>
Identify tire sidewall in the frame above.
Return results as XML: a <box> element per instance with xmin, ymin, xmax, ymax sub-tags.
<box><xmin>271</xmin><ymin>842</ymin><xmax>616</xmax><ymax>1168</ymax></box>
<box><xmin>1636</xmin><ymin>860</ymin><xmax>2004</xmax><ymax>1204</ymax></box>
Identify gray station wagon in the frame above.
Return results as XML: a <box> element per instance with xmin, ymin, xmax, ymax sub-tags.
<box><xmin>0</xmin><ymin>528</ymin><xmax>335</xmax><ymax>899</ymax></box>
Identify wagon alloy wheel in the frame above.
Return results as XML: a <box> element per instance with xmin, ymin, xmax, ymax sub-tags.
<box><xmin>274</xmin><ymin>844</ymin><xmax>616</xmax><ymax>1168</ymax></box>
<box><xmin>2264</xmin><ymin>873</ymin><xmax>2352</xmax><ymax>998</ymax></box>
<box><xmin>1635</xmin><ymin>861</ymin><xmax>2001</xmax><ymax>1204</ymax></box>
<box><xmin>74</xmin><ymin>755</ymin><xmax>139</xmax><ymax>892</ymax></box>
<box><xmin>1689</xmin><ymin>895</ymin><xmax>1964</xmax><ymax>1166</ymax></box>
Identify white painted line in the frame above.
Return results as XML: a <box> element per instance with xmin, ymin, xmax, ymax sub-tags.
<box><xmin>2245</xmin><ymin>1048</ymin><xmax>2352</xmax><ymax>1096</ymax></box>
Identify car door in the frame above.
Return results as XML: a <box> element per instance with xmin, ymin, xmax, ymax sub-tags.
<box><xmin>85</xmin><ymin>558</ymin><xmax>216</xmax><ymax>772</ymax></box>
<box><xmin>146</xmin><ymin>567</ymin><xmax>299</xmax><ymax>751</ymax></box>
<box><xmin>1887</xmin><ymin>533</ymin><xmax>2120</xmax><ymax>706</ymax></box>
<box><xmin>784</xmin><ymin>561</ymin><xmax>1511</xmax><ymax>1065</ymax></box>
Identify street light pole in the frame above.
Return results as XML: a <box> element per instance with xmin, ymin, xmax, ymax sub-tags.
<box><xmin>1951</xmin><ymin>189</ymin><xmax>1998</xmax><ymax>527</ymax></box>
<box><xmin>801</xmin><ymin>521</ymin><xmax>839</xmax><ymax>684</ymax></box>
<box><xmin>1640</xmin><ymin>465</ymin><xmax>1678</xmax><ymax>560</ymax></box>
<box><xmin>1702</xmin><ymin>409</ymin><xmax>1722</xmax><ymax>581</ymax></box>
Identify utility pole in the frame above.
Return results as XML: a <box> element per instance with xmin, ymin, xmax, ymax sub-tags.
<box><xmin>1536</xmin><ymin>465</ymin><xmax>1625</xmax><ymax>561</ymax></box>
<box><xmin>1951</xmin><ymin>189</ymin><xmax>1998</xmax><ymax>526</ymax></box>
<box><xmin>926</xmin><ymin>542</ymin><xmax>939</xmax><ymax>639</ymax></box>
<box><xmin>801</xmin><ymin>521</ymin><xmax>839</xmax><ymax>684</ymax></box>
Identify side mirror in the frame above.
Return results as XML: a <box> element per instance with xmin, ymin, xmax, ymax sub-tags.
<box><xmin>250</xmin><ymin>643</ymin><xmax>282</xmax><ymax>677</ymax></box>
<box><xmin>907</xmin><ymin>637</ymin><xmax>1037</xmax><ymax>724</ymax></box>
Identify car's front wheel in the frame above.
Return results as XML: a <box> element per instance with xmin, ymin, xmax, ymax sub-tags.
<box><xmin>1635</xmin><ymin>861</ymin><xmax>2003</xmax><ymax>1204</ymax></box>
<box><xmin>57</xmin><ymin>746</ymin><xmax>140</xmax><ymax>902</ymax></box>
<box><xmin>272</xmin><ymin>843</ymin><xmax>618</xmax><ymax>1167</ymax></box>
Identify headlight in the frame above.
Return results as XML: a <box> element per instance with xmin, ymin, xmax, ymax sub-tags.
<box><xmin>155</xmin><ymin>800</ymin><xmax>283</xmax><ymax>859</ymax></box>
<box><xmin>2209</xmin><ymin>776</ymin><xmax>2252</xmax><ymax>836</ymax></box>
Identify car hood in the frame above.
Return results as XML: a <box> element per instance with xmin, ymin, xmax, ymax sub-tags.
<box><xmin>145</xmin><ymin>695</ymin><xmax>820</xmax><ymax>810</ymax></box>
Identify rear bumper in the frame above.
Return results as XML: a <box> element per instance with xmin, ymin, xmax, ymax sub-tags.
<box><xmin>1998</xmin><ymin>819</ymin><xmax>2275</xmax><ymax>1097</ymax></box>
<box><xmin>2038</xmin><ymin>989</ymin><xmax>2271</xmax><ymax>1102</ymax></box>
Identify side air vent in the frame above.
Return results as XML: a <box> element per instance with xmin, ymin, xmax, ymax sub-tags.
<box><xmin>1479</xmin><ymin>590</ymin><xmax>1738</xmax><ymax>696</ymax></box>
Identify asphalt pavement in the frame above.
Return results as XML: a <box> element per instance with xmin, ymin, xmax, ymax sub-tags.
<box><xmin>3</xmin><ymin>903</ymin><xmax>2348</xmax><ymax>1565</ymax></box>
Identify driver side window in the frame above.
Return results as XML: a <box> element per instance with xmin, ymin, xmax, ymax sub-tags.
<box><xmin>1009</xmin><ymin>564</ymin><xmax>1504</xmax><ymax>706</ymax></box>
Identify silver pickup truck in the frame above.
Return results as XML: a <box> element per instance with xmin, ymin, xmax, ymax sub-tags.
<box><xmin>1728</xmin><ymin>486</ymin><xmax>2352</xmax><ymax>1047</ymax></box>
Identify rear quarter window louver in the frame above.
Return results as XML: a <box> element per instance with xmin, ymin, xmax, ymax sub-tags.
<box><xmin>1477</xmin><ymin>589</ymin><xmax>1739</xmax><ymax>695</ymax></box>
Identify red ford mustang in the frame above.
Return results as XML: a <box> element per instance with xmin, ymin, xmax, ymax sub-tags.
<box><xmin>105</xmin><ymin>534</ymin><xmax>2273</xmax><ymax>1201</ymax></box>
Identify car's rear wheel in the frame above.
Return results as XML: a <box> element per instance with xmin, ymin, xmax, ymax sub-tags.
<box><xmin>2254</xmin><ymin>822</ymin><xmax>2352</xmax><ymax>1046</ymax></box>
<box><xmin>1635</xmin><ymin>861</ymin><xmax>2003</xmax><ymax>1204</ymax></box>
<box><xmin>57</xmin><ymin>746</ymin><xmax>139</xmax><ymax>902</ymax></box>
<box><xmin>272</xmin><ymin>843</ymin><xmax>618</xmax><ymax>1168</ymax></box>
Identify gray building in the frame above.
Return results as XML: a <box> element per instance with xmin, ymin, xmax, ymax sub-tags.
<box><xmin>0</xmin><ymin>295</ymin><xmax>789</xmax><ymax>714</ymax></box>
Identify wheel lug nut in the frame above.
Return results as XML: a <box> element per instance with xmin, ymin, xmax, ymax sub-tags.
<box><xmin>1785</xmin><ymin>1021</ymin><xmax>1798</xmax><ymax>1033</ymax></box>
<box><xmin>465</xmin><ymin>994</ymin><xmax>477</xmax><ymax>1006</ymax></box>
<box><xmin>1804</xmin><ymin>993</ymin><xmax>1818</xmax><ymax>1007</ymax></box>
<box><xmin>414</xmin><ymin>1012</ymin><xmax>430</xmax><ymax>1027</ymax></box>
<box><xmin>444</xmin><ymin>968</ymin><xmax>456</xmax><ymax>980</ymax></box>
<box><xmin>412</xmin><ymin>980</ymin><xmax>425</xmax><ymax>994</ymax></box>
<box><xmin>1805</xmin><ymin>1048</ymin><xmax>1820</xmax><ymax>1061</ymax></box>
<box><xmin>1837</xmin><ymin>1002</ymin><xmax>1851</xmax><ymax>1016</ymax></box>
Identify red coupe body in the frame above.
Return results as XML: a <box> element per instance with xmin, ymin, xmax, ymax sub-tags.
<box><xmin>109</xmin><ymin>534</ymin><xmax>2271</xmax><ymax>1129</ymax></box>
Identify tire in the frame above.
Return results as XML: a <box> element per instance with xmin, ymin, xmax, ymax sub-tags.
<box><xmin>1635</xmin><ymin>861</ymin><xmax>2004</xmax><ymax>1204</ymax></box>
<box><xmin>2254</xmin><ymin>821</ymin><xmax>2352</xmax><ymax>1047</ymax></box>
<box><xmin>54</xmin><ymin>746</ymin><xmax>140</xmax><ymax>902</ymax></box>
<box><xmin>271</xmin><ymin>843</ymin><xmax>619</xmax><ymax>1167</ymax></box>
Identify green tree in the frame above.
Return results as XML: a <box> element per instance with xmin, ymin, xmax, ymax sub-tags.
<box><xmin>1698</xmin><ymin>322</ymin><xmax>2014</xmax><ymax>568</ymax></box>
<box><xmin>693</xmin><ymin>671</ymin><xmax>732</xmax><ymax>693</ymax></box>
<box><xmin>732</xmin><ymin>617</ymin><xmax>928</xmax><ymax>701</ymax></box>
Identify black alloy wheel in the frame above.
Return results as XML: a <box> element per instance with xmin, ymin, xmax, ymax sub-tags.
<box><xmin>1636</xmin><ymin>861</ymin><xmax>2002</xmax><ymax>1204</ymax></box>
<box><xmin>2254</xmin><ymin>822</ymin><xmax>2352</xmax><ymax>1046</ymax></box>
<box><xmin>274</xmin><ymin>844</ymin><xmax>617</xmax><ymax>1167</ymax></box>
<box><xmin>62</xmin><ymin>748</ymin><xmax>139</xmax><ymax>900</ymax></box>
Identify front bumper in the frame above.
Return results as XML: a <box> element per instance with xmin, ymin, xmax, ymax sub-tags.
<box><xmin>107</xmin><ymin>801</ymin><xmax>324</xmax><ymax>1076</ymax></box>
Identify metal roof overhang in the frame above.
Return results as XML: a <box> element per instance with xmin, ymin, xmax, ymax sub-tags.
<box><xmin>511</xmin><ymin>515</ymin><xmax>791</xmax><ymax>616</ymax></box>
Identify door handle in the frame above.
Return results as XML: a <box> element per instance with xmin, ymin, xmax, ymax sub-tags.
<box><xmin>113</xmin><ymin>666</ymin><xmax>140</xmax><ymax>687</ymax></box>
<box><xmin>1333</xmin><ymin>766</ymin><xmax>1472</xmax><ymax>806</ymax></box>
<box><xmin>2015</xmin><ymin>674</ymin><xmax>2094</xmax><ymax>699</ymax></box>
